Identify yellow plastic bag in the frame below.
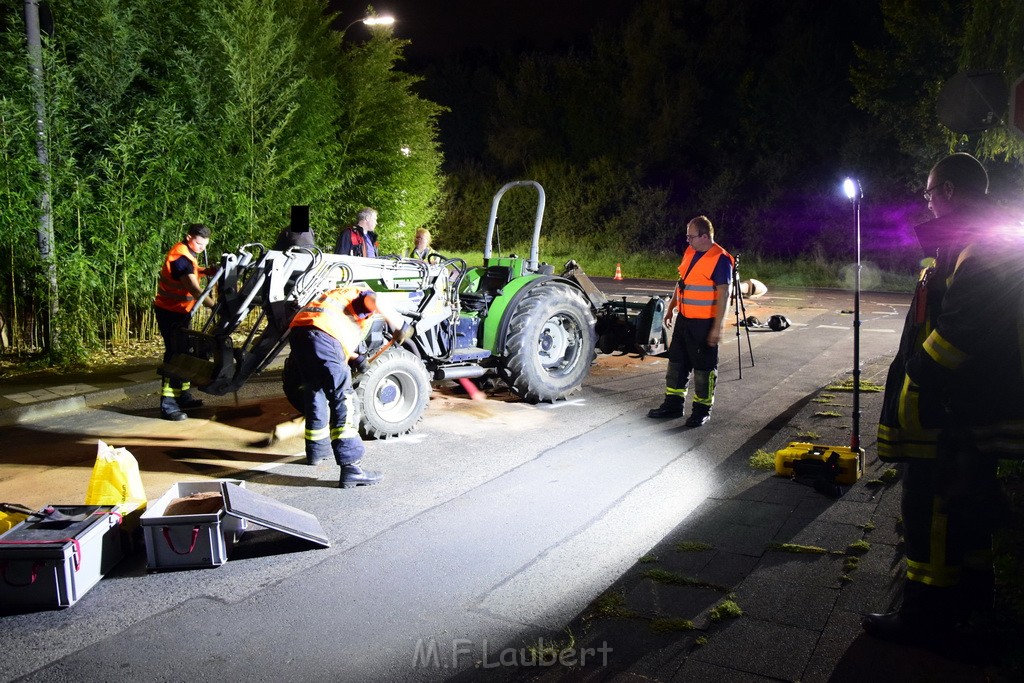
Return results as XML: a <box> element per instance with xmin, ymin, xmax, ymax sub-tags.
<box><xmin>85</xmin><ymin>440</ymin><xmax>148</xmax><ymax>515</ymax></box>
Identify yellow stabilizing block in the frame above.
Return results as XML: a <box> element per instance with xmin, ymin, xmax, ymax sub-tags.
<box><xmin>0</xmin><ymin>504</ymin><xmax>31</xmax><ymax>533</ymax></box>
<box><xmin>774</xmin><ymin>442</ymin><xmax>863</xmax><ymax>486</ymax></box>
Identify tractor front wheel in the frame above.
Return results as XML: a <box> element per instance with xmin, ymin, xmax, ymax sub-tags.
<box><xmin>354</xmin><ymin>348</ymin><xmax>432</xmax><ymax>439</ymax></box>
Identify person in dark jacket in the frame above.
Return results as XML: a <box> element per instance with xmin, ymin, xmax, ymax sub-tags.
<box><xmin>864</xmin><ymin>153</ymin><xmax>1024</xmax><ymax>647</ymax></box>
<box><xmin>334</xmin><ymin>207</ymin><xmax>379</xmax><ymax>258</ymax></box>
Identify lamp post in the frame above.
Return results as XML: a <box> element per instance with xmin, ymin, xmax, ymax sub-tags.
<box><xmin>842</xmin><ymin>177</ymin><xmax>863</xmax><ymax>454</ymax></box>
<box><xmin>24</xmin><ymin>0</ymin><xmax>58</xmax><ymax>349</ymax></box>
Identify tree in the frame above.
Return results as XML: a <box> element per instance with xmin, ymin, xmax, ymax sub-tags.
<box><xmin>0</xmin><ymin>0</ymin><xmax>446</xmax><ymax>360</ymax></box>
<box><xmin>333</xmin><ymin>32</ymin><xmax>445</xmax><ymax>253</ymax></box>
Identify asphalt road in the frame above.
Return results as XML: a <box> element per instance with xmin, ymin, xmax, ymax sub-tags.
<box><xmin>0</xmin><ymin>284</ymin><xmax>907</xmax><ymax>682</ymax></box>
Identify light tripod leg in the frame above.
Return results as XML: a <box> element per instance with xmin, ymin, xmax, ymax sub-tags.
<box><xmin>732</xmin><ymin>271</ymin><xmax>743</xmax><ymax>379</ymax></box>
<box><xmin>733</xmin><ymin>264</ymin><xmax>755</xmax><ymax>370</ymax></box>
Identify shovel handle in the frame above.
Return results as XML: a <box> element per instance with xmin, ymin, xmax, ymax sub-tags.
<box><xmin>367</xmin><ymin>337</ymin><xmax>397</xmax><ymax>365</ymax></box>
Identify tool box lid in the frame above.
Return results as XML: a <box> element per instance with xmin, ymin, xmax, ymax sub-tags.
<box><xmin>0</xmin><ymin>505</ymin><xmax>117</xmax><ymax>557</ymax></box>
<box><xmin>221</xmin><ymin>483</ymin><xmax>330</xmax><ymax>548</ymax></box>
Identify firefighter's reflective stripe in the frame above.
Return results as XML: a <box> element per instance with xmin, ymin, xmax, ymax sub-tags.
<box><xmin>160</xmin><ymin>379</ymin><xmax>193</xmax><ymax>399</ymax></box>
<box><xmin>693</xmin><ymin>369</ymin><xmax>715</xmax><ymax>407</ymax></box>
<box><xmin>906</xmin><ymin>559</ymin><xmax>959</xmax><ymax>586</ymax></box>
<box><xmin>155</xmin><ymin>243</ymin><xmax>200</xmax><ymax>313</ymax></box>
<box><xmin>898</xmin><ymin>375</ymin><xmax>923</xmax><ymax>432</ymax></box>
<box><xmin>922</xmin><ymin>329</ymin><xmax>968</xmax><ymax>369</ymax></box>
<box><xmin>330</xmin><ymin>393</ymin><xmax>359</xmax><ymax>440</ymax></box>
<box><xmin>877</xmin><ymin>424</ymin><xmax>940</xmax><ymax>460</ymax></box>
<box><xmin>676</xmin><ymin>243</ymin><xmax>732</xmax><ymax>319</ymax></box>
<box><xmin>905</xmin><ymin>498</ymin><xmax>958</xmax><ymax>587</ymax></box>
<box><xmin>973</xmin><ymin>420</ymin><xmax>1024</xmax><ymax>457</ymax></box>
<box><xmin>665</xmin><ymin>387</ymin><xmax>686</xmax><ymax>398</ymax></box>
<box><xmin>305</xmin><ymin>426</ymin><xmax>330</xmax><ymax>442</ymax></box>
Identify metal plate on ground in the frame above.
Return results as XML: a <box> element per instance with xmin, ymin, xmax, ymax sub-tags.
<box><xmin>221</xmin><ymin>483</ymin><xmax>330</xmax><ymax>548</ymax></box>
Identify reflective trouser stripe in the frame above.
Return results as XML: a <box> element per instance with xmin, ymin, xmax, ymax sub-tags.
<box><xmin>906</xmin><ymin>497</ymin><xmax>958</xmax><ymax>587</ymax></box>
<box><xmin>693</xmin><ymin>369</ymin><xmax>715</xmax><ymax>407</ymax></box>
<box><xmin>161</xmin><ymin>378</ymin><xmax>180</xmax><ymax>398</ymax></box>
<box><xmin>305</xmin><ymin>426</ymin><xmax>330</xmax><ymax>442</ymax></box>
<box><xmin>161</xmin><ymin>380</ymin><xmax>189</xmax><ymax>397</ymax></box>
<box><xmin>665</xmin><ymin>362</ymin><xmax>686</xmax><ymax>399</ymax></box>
<box><xmin>330</xmin><ymin>393</ymin><xmax>359</xmax><ymax>440</ymax></box>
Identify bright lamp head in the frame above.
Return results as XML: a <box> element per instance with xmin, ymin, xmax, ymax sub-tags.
<box><xmin>843</xmin><ymin>178</ymin><xmax>862</xmax><ymax>201</ymax></box>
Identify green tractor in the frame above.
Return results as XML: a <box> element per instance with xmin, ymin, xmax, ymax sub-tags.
<box><xmin>170</xmin><ymin>180</ymin><xmax>662</xmax><ymax>440</ymax></box>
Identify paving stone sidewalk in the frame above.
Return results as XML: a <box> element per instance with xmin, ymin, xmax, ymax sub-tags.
<box><xmin>485</xmin><ymin>357</ymin><xmax>1013</xmax><ymax>683</ymax></box>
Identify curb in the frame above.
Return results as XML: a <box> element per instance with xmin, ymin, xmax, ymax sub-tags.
<box><xmin>0</xmin><ymin>380</ymin><xmax>161</xmax><ymax>428</ymax></box>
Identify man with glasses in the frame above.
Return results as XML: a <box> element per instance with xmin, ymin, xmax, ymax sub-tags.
<box><xmin>865</xmin><ymin>153</ymin><xmax>1024</xmax><ymax>649</ymax></box>
<box><xmin>647</xmin><ymin>215</ymin><xmax>734</xmax><ymax>427</ymax></box>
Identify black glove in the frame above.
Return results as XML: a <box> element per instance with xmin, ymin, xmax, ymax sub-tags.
<box><xmin>393</xmin><ymin>322</ymin><xmax>414</xmax><ymax>345</ymax></box>
<box><xmin>350</xmin><ymin>354</ymin><xmax>370</xmax><ymax>374</ymax></box>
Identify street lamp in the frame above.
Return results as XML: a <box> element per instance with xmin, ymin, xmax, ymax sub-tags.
<box><xmin>342</xmin><ymin>14</ymin><xmax>395</xmax><ymax>34</ymax></box>
<box><xmin>842</xmin><ymin>177</ymin><xmax>863</xmax><ymax>455</ymax></box>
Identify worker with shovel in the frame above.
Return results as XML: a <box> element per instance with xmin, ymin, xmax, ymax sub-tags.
<box><xmin>288</xmin><ymin>288</ymin><xmax>412</xmax><ymax>488</ymax></box>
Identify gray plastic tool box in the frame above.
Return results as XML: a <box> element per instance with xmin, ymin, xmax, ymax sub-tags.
<box><xmin>141</xmin><ymin>480</ymin><xmax>329</xmax><ymax>570</ymax></box>
<box><xmin>0</xmin><ymin>505</ymin><xmax>123</xmax><ymax>608</ymax></box>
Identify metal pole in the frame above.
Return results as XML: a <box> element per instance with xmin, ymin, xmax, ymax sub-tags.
<box><xmin>851</xmin><ymin>188</ymin><xmax>862</xmax><ymax>452</ymax></box>
<box><xmin>24</xmin><ymin>0</ymin><xmax>58</xmax><ymax>350</ymax></box>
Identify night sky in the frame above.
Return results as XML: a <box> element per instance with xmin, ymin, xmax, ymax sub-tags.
<box><xmin>327</xmin><ymin>0</ymin><xmax>629</xmax><ymax>62</ymax></box>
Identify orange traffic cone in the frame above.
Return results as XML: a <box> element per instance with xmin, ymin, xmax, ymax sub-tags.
<box><xmin>613</xmin><ymin>263</ymin><xmax>623</xmax><ymax>280</ymax></box>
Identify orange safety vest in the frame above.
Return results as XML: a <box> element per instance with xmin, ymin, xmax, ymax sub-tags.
<box><xmin>289</xmin><ymin>288</ymin><xmax>375</xmax><ymax>358</ymax></box>
<box><xmin>154</xmin><ymin>242</ymin><xmax>201</xmax><ymax>313</ymax></box>
<box><xmin>675</xmin><ymin>243</ymin><xmax>733</xmax><ymax>319</ymax></box>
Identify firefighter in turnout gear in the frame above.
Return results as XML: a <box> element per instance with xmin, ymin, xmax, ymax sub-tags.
<box><xmin>153</xmin><ymin>223</ymin><xmax>217</xmax><ymax>421</ymax></box>
<box><xmin>864</xmin><ymin>153</ymin><xmax>1024</xmax><ymax>647</ymax></box>
<box><xmin>648</xmin><ymin>215</ymin><xmax>734</xmax><ymax>427</ymax></box>
<box><xmin>288</xmin><ymin>287</ymin><xmax>412</xmax><ymax>488</ymax></box>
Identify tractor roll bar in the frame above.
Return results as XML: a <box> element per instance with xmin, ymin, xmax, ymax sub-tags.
<box><xmin>483</xmin><ymin>180</ymin><xmax>545</xmax><ymax>273</ymax></box>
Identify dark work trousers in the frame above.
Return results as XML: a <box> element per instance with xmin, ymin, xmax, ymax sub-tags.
<box><xmin>901</xmin><ymin>430</ymin><xmax>999</xmax><ymax>621</ymax></box>
<box><xmin>664</xmin><ymin>316</ymin><xmax>719</xmax><ymax>410</ymax></box>
<box><xmin>289</xmin><ymin>326</ymin><xmax>365</xmax><ymax>465</ymax></box>
<box><xmin>154</xmin><ymin>305</ymin><xmax>191</xmax><ymax>410</ymax></box>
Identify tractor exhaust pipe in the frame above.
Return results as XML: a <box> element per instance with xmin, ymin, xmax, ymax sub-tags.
<box><xmin>434</xmin><ymin>365</ymin><xmax>488</xmax><ymax>381</ymax></box>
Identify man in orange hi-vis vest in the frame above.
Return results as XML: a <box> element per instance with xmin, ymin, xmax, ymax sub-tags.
<box><xmin>153</xmin><ymin>223</ymin><xmax>217</xmax><ymax>421</ymax></box>
<box><xmin>289</xmin><ymin>287</ymin><xmax>413</xmax><ymax>488</ymax></box>
<box><xmin>647</xmin><ymin>215</ymin><xmax>734</xmax><ymax>427</ymax></box>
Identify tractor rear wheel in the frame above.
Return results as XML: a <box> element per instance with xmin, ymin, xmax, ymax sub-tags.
<box><xmin>500</xmin><ymin>283</ymin><xmax>597</xmax><ymax>403</ymax></box>
<box><xmin>354</xmin><ymin>348</ymin><xmax>432</xmax><ymax>439</ymax></box>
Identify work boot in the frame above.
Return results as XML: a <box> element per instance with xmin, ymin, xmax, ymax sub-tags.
<box><xmin>862</xmin><ymin>609</ymin><xmax>958</xmax><ymax>648</ymax></box>
<box><xmin>647</xmin><ymin>400</ymin><xmax>683</xmax><ymax>419</ymax></box>
<box><xmin>160</xmin><ymin>397</ymin><xmax>187</xmax><ymax>421</ymax></box>
<box><xmin>178</xmin><ymin>391</ymin><xmax>204</xmax><ymax>410</ymax></box>
<box><xmin>863</xmin><ymin>582</ymin><xmax>960</xmax><ymax>648</ymax></box>
<box><xmin>685</xmin><ymin>406</ymin><xmax>711</xmax><ymax>427</ymax></box>
<box><xmin>339</xmin><ymin>461</ymin><xmax>382</xmax><ymax>489</ymax></box>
